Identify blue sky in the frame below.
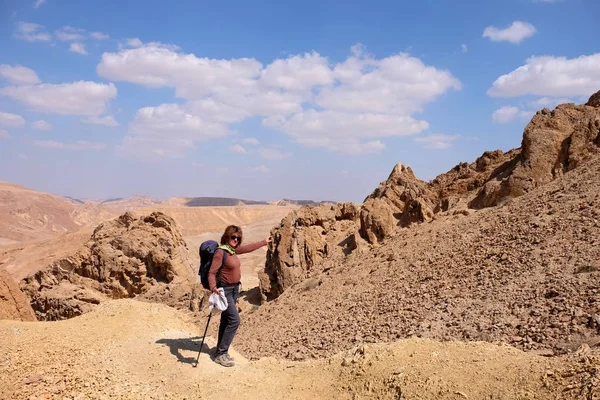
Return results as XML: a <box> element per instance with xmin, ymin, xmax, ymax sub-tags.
<box><xmin>0</xmin><ymin>0</ymin><xmax>598</xmax><ymax>202</ymax></box>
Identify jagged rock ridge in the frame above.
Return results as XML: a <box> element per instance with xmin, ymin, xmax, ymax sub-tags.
<box><xmin>261</xmin><ymin>91</ymin><xmax>600</xmax><ymax>300</ymax></box>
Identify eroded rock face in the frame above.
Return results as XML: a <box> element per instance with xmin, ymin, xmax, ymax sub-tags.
<box><xmin>0</xmin><ymin>270</ymin><xmax>36</xmax><ymax>321</ymax></box>
<box><xmin>259</xmin><ymin>203</ymin><xmax>362</xmax><ymax>300</ymax></box>
<box><xmin>470</xmin><ymin>102</ymin><xmax>600</xmax><ymax>208</ymax></box>
<box><xmin>360</xmin><ymin>164</ymin><xmax>435</xmax><ymax>243</ymax></box>
<box><xmin>586</xmin><ymin>90</ymin><xmax>600</xmax><ymax>108</ymax></box>
<box><xmin>20</xmin><ymin>212</ymin><xmax>197</xmax><ymax>320</ymax></box>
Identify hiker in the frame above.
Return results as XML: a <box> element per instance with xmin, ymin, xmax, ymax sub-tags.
<box><xmin>208</xmin><ymin>225</ymin><xmax>270</xmax><ymax>367</ymax></box>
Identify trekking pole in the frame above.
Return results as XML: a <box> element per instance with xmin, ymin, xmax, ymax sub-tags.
<box><xmin>194</xmin><ymin>311</ymin><xmax>212</xmax><ymax>367</ymax></box>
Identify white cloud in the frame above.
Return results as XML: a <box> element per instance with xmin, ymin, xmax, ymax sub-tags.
<box><xmin>0</xmin><ymin>112</ymin><xmax>26</xmax><ymax>128</ymax></box>
<box><xmin>130</xmin><ymin>104</ymin><xmax>230</xmax><ymax>138</ymax></box>
<box><xmin>69</xmin><ymin>42</ymin><xmax>87</xmax><ymax>55</ymax></box>
<box><xmin>530</xmin><ymin>97</ymin><xmax>573</xmax><ymax>108</ymax></box>
<box><xmin>126</xmin><ymin>38</ymin><xmax>144</xmax><ymax>48</ymax></box>
<box><xmin>82</xmin><ymin>115</ymin><xmax>119</xmax><ymax>127</ymax></box>
<box><xmin>1</xmin><ymin>81</ymin><xmax>117</xmax><ymax>116</ymax></box>
<box><xmin>230</xmin><ymin>144</ymin><xmax>247</xmax><ymax>154</ymax></box>
<box><xmin>492</xmin><ymin>106</ymin><xmax>520</xmax><ymax>124</ymax></box>
<box><xmin>98</xmin><ymin>43</ymin><xmax>262</xmax><ymax>98</ymax></box>
<box><xmin>316</xmin><ymin>52</ymin><xmax>461</xmax><ymax>114</ymax></box>
<box><xmin>488</xmin><ymin>54</ymin><xmax>600</xmax><ymax>97</ymax></box>
<box><xmin>242</xmin><ymin>137</ymin><xmax>259</xmax><ymax>145</ymax></box>
<box><xmin>252</xmin><ymin>165</ymin><xmax>269</xmax><ymax>173</ymax></box>
<box><xmin>56</xmin><ymin>26</ymin><xmax>85</xmax><ymax>42</ymax></box>
<box><xmin>263</xmin><ymin>110</ymin><xmax>427</xmax><ymax>153</ymax></box>
<box><xmin>461</xmin><ymin>44</ymin><xmax>468</xmax><ymax>53</ymax></box>
<box><xmin>413</xmin><ymin>134</ymin><xmax>461</xmax><ymax>150</ymax></box>
<box><xmin>33</xmin><ymin>140</ymin><xmax>106</xmax><ymax>150</ymax></box>
<box><xmin>0</xmin><ymin>129</ymin><xmax>10</xmax><ymax>139</ymax></box>
<box><xmin>483</xmin><ymin>21</ymin><xmax>537</xmax><ymax>44</ymax></box>
<box><xmin>519</xmin><ymin>110</ymin><xmax>535</xmax><ymax>120</ymax></box>
<box><xmin>31</xmin><ymin>120</ymin><xmax>51</xmax><ymax>130</ymax></box>
<box><xmin>98</xmin><ymin>44</ymin><xmax>460</xmax><ymax>156</ymax></box>
<box><xmin>90</xmin><ymin>32</ymin><xmax>109</xmax><ymax>40</ymax></box>
<box><xmin>255</xmin><ymin>147</ymin><xmax>292</xmax><ymax>159</ymax></box>
<box><xmin>15</xmin><ymin>22</ymin><xmax>51</xmax><ymax>42</ymax></box>
<box><xmin>33</xmin><ymin>0</ymin><xmax>46</xmax><ymax>8</ymax></box>
<box><xmin>0</xmin><ymin>64</ymin><xmax>40</xmax><ymax>85</ymax></box>
<box><xmin>492</xmin><ymin>106</ymin><xmax>537</xmax><ymax>123</ymax></box>
<box><xmin>260</xmin><ymin>52</ymin><xmax>333</xmax><ymax>91</ymax></box>
<box><xmin>121</xmin><ymin>103</ymin><xmax>231</xmax><ymax>158</ymax></box>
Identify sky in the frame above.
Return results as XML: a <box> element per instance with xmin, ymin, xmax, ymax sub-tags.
<box><xmin>0</xmin><ymin>0</ymin><xmax>598</xmax><ymax>203</ymax></box>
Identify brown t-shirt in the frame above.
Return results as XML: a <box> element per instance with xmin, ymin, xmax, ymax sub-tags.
<box><xmin>208</xmin><ymin>240</ymin><xmax>266</xmax><ymax>290</ymax></box>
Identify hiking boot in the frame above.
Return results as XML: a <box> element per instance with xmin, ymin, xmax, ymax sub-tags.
<box><xmin>225</xmin><ymin>353</ymin><xmax>235</xmax><ymax>362</ymax></box>
<box><xmin>214</xmin><ymin>354</ymin><xmax>234</xmax><ymax>367</ymax></box>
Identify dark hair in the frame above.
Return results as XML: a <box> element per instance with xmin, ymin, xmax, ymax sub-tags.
<box><xmin>221</xmin><ymin>225</ymin><xmax>243</xmax><ymax>247</ymax></box>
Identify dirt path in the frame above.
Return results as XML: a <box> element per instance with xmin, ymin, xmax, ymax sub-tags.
<box><xmin>0</xmin><ymin>299</ymin><xmax>576</xmax><ymax>400</ymax></box>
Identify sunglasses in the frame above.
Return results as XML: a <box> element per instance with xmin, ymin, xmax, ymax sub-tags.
<box><xmin>231</xmin><ymin>235</ymin><xmax>241</xmax><ymax>241</ymax></box>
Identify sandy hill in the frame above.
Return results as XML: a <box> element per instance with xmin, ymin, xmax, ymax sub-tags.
<box><xmin>0</xmin><ymin>181</ymin><xmax>115</xmax><ymax>244</ymax></box>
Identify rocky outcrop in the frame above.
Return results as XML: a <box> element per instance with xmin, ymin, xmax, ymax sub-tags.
<box><xmin>470</xmin><ymin>96</ymin><xmax>600</xmax><ymax>208</ymax></box>
<box><xmin>259</xmin><ymin>203</ymin><xmax>362</xmax><ymax>300</ymax></box>
<box><xmin>20</xmin><ymin>212</ymin><xmax>198</xmax><ymax>320</ymax></box>
<box><xmin>587</xmin><ymin>90</ymin><xmax>600</xmax><ymax>108</ymax></box>
<box><xmin>360</xmin><ymin>164</ymin><xmax>436</xmax><ymax>243</ymax></box>
<box><xmin>0</xmin><ymin>270</ymin><xmax>36</xmax><ymax>321</ymax></box>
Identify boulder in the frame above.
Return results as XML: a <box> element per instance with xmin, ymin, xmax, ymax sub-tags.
<box><xmin>20</xmin><ymin>212</ymin><xmax>198</xmax><ymax>320</ymax></box>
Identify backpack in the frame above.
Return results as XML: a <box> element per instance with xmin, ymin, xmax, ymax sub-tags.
<box><xmin>198</xmin><ymin>240</ymin><xmax>227</xmax><ymax>290</ymax></box>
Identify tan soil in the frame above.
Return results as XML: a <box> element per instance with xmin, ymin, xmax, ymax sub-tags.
<box><xmin>2</xmin><ymin>299</ymin><xmax>592</xmax><ymax>400</ymax></box>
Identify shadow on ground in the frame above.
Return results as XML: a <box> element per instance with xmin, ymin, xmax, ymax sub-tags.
<box><xmin>240</xmin><ymin>287</ymin><xmax>262</xmax><ymax>307</ymax></box>
<box><xmin>156</xmin><ymin>336</ymin><xmax>214</xmax><ymax>365</ymax></box>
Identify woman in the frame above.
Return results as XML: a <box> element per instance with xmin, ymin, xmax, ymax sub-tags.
<box><xmin>208</xmin><ymin>224</ymin><xmax>270</xmax><ymax>367</ymax></box>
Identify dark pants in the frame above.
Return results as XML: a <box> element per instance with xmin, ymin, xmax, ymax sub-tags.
<box><xmin>216</xmin><ymin>284</ymin><xmax>240</xmax><ymax>357</ymax></box>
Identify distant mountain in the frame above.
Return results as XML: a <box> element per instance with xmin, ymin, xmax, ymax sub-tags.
<box><xmin>183</xmin><ymin>197</ymin><xmax>268</xmax><ymax>207</ymax></box>
<box><xmin>63</xmin><ymin>196</ymin><xmax>85</xmax><ymax>205</ymax></box>
<box><xmin>100</xmin><ymin>198</ymin><xmax>124</xmax><ymax>204</ymax></box>
<box><xmin>270</xmin><ymin>199</ymin><xmax>336</xmax><ymax>207</ymax></box>
<box><xmin>180</xmin><ymin>197</ymin><xmax>334</xmax><ymax>207</ymax></box>
<box><xmin>99</xmin><ymin>196</ymin><xmax>164</xmax><ymax>213</ymax></box>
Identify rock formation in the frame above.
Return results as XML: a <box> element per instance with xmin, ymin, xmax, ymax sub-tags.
<box><xmin>259</xmin><ymin>202</ymin><xmax>362</xmax><ymax>300</ymax></box>
<box><xmin>262</xmin><ymin>91</ymin><xmax>600</xmax><ymax>300</ymax></box>
<box><xmin>360</xmin><ymin>164</ymin><xmax>435</xmax><ymax>243</ymax></box>
<box><xmin>0</xmin><ymin>270</ymin><xmax>36</xmax><ymax>321</ymax></box>
<box><xmin>470</xmin><ymin>99</ymin><xmax>600</xmax><ymax>208</ymax></box>
<box><xmin>20</xmin><ymin>212</ymin><xmax>198</xmax><ymax>320</ymax></box>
